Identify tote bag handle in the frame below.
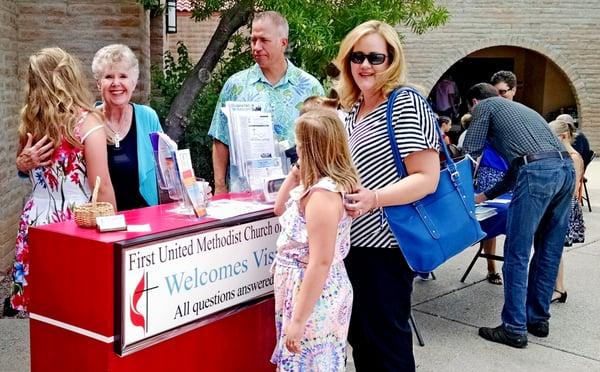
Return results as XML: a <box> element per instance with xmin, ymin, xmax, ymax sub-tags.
<box><xmin>385</xmin><ymin>87</ymin><xmax>459</xmax><ymax>180</ymax></box>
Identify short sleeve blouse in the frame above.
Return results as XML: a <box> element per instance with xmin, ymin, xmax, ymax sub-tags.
<box><xmin>345</xmin><ymin>89</ymin><xmax>439</xmax><ymax>248</ymax></box>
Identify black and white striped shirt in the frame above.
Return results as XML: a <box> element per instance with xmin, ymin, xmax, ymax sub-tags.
<box><xmin>346</xmin><ymin>89</ymin><xmax>439</xmax><ymax>248</ymax></box>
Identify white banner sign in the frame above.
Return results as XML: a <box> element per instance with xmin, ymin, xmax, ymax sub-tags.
<box><xmin>121</xmin><ymin>217</ymin><xmax>280</xmax><ymax>350</ymax></box>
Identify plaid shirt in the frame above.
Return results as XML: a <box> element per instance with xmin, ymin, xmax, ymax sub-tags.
<box><xmin>463</xmin><ymin>97</ymin><xmax>563</xmax><ymax>162</ymax></box>
<box><xmin>463</xmin><ymin>97</ymin><xmax>565</xmax><ymax>198</ymax></box>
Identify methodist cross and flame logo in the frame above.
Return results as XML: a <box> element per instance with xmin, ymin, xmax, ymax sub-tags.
<box><xmin>130</xmin><ymin>272</ymin><xmax>147</xmax><ymax>333</ymax></box>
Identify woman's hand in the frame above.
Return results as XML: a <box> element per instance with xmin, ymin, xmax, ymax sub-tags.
<box><xmin>284</xmin><ymin>320</ymin><xmax>305</xmax><ymax>353</ymax></box>
<box><xmin>475</xmin><ymin>193</ymin><xmax>488</xmax><ymax>204</ymax></box>
<box><xmin>344</xmin><ymin>187</ymin><xmax>377</xmax><ymax>218</ymax></box>
<box><xmin>16</xmin><ymin>133</ymin><xmax>54</xmax><ymax>172</ymax></box>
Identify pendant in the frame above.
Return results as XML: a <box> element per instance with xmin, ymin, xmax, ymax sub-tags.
<box><xmin>114</xmin><ymin>133</ymin><xmax>120</xmax><ymax>148</ymax></box>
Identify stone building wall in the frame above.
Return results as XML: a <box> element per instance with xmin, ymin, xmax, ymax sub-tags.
<box><xmin>166</xmin><ymin>12</ymin><xmax>220</xmax><ymax>63</ymax></box>
<box><xmin>150</xmin><ymin>7</ymin><xmax>165</xmax><ymax>69</ymax></box>
<box><xmin>401</xmin><ymin>0</ymin><xmax>600</xmax><ymax>149</ymax></box>
<box><xmin>0</xmin><ymin>1</ymin><xmax>24</xmax><ymax>272</ymax></box>
<box><xmin>17</xmin><ymin>0</ymin><xmax>150</xmax><ymax>100</ymax></box>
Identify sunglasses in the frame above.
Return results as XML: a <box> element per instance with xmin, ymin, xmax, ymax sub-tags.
<box><xmin>498</xmin><ymin>87</ymin><xmax>513</xmax><ymax>95</ymax></box>
<box><xmin>350</xmin><ymin>52</ymin><xmax>387</xmax><ymax>65</ymax></box>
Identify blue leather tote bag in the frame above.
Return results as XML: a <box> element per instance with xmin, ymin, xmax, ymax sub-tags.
<box><xmin>383</xmin><ymin>87</ymin><xmax>486</xmax><ymax>273</ymax></box>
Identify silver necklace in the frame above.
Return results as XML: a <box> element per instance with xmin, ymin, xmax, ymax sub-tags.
<box><xmin>105</xmin><ymin>110</ymin><xmax>130</xmax><ymax>148</ymax></box>
<box><xmin>106</xmin><ymin>124</ymin><xmax>124</xmax><ymax>148</ymax></box>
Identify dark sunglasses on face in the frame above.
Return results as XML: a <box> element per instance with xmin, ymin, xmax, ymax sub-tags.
<box><xmin>350</xmin><ymin>52</ymin><xmax>387</xmax><ymax>65</ymax></box>
<box><xmin>498</xmin><ymin>87</ymin><xmax>513</xmax><ymax>95</ymax></box>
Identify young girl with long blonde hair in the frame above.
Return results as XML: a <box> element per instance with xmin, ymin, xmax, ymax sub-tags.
<box><xmin>5</xmin><ymin>47</ymin><xmax>115</xmax><ymax>315</ymax></box>
<box><xmin>271</xmin><ymin>109</ymin><xmax>359</xmax><ymax>371</ymax></box>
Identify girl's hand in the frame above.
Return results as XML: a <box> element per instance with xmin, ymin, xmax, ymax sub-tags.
<box><xmin>289</xmin><ymin>163</ymin><xmax>301</xmax><ymax>185</ymax></box>
<box><xmin>344</xmin><ymin>187</ymin><xmax>377</xmax><ymax>218</ymax></box>
<box><xmin>284</xmin><ymin>320</ymin><xmax>305</xmax><ymax>353</ymax></box>
<box><xmin>273</xmin><ymin>163</ymin><xmax>301</xmax><ymax>216</ymax></box>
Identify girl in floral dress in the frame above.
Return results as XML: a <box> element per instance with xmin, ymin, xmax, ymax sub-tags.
<box><xmin>548</xmin><ymin>119</ymin><xmax>585</xmax><ymax>304</ymax></box>
<box><xmin>271</xmin><ymin>109</ymin><xmax>359</xmax><ymax>371</ymax></box>
<box><xmin>6</xmin><ymin>48</ymin><xmax>115</xmax><ymax>315</ymax></box>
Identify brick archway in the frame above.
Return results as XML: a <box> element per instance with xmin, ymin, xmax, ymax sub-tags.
<box><xmin>422</xmin><ymin>36</ymin><xmax>589</xmax><ymax>128</ymax></box>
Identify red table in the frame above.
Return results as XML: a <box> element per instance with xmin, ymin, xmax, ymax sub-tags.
<box><xmin>29</xmin><ymin>202</ymin><xmax>277</xmax><ymax>371</ymax></box>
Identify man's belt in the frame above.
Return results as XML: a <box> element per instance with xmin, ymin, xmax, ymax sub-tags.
<box><xmin>513</xmin><ymin>151</ymin><xmax>570</xmax><ymax>167</ymax></box>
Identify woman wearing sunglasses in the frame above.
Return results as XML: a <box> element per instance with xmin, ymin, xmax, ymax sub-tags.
<box><xmin>335</xmin><ymin>21</ymin><xmax>440</xmax><ymax>371</ymax></box>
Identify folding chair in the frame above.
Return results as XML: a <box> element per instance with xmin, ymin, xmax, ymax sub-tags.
<box><xmin>410</xmin><ymin>272</ymin><xmax>436</xmax><ymax>347</ymax></box>
<box><xmin>410</xmin><ymin>312</ymin><xmax>425</xmax><ymax>347</ymax></box>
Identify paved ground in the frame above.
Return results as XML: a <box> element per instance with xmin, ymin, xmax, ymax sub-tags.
<box><xmin>1</xmin><ymin>160</ymin><xmax>598</xmax><ymax>372</ymax></box>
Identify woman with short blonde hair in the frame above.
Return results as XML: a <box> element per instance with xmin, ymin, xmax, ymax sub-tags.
<box><xmin>335</xmin><ymin>20</ymin><xmax>440</xmax><ymax>371</ymax></box>
<box><xmin>91</xmin><ymin>44</ymin><xmax>162</xmax><ymax>211</ymax></box>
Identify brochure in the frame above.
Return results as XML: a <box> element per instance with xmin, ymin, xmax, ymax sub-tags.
<box><xmin>174</xmin><ymin>149</ymin><xmax>207</xmax><ymax>218</ymax></box>
<box><xmin>223</xmin><ymin>101</ymin><xmax>264</xmax><ymax>167</ymax></box>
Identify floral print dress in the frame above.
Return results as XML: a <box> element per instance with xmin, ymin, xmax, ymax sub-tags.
<box><xmin>10</xmin><ymin>113</ymin><xmax>92</xmax><ymax>311</ymax></box>
<box><xmin>271</xmin><ymin>177</ymin><xmax>353</xmax><ymax>371</ymax></box>
<box><xmin>565</xmin><ymin>150</ymin><xmax>585</xmax><ymax>246</ymax></box>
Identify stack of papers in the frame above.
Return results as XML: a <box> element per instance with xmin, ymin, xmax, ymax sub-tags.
<box><xmin>475</xmin><ymin>206</ymin><xmax>498</xmax><ymax>221</ymax></box>
<box><xmin>485</xmin><ymin>198</ymin><xmax>510</xmax><ymax>205</ymax></box>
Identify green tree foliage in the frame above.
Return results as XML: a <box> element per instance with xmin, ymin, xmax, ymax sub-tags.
<box><xmin>268</xmin><ymin>0</ymin><xmax>448</xmax><ymax>79</ymax></box>
<box><xmin>146</xmin><ymin>0</ymin><xmax>447</xmax><ymax>181</ymax></box>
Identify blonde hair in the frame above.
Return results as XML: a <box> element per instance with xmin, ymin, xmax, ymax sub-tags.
<box><xmin>299</xmin><ymin>96</ymin><xmax>339</xmax><ymax>115</ymax></box>
<box><xmin>461</xmin><ymin>113</ymin><xmax>473</xmax><ymax>129</ymax></box>
<box><xmin>18</xmin><ymin>47</ymin><xmax>98</xmax><ymax>150</ymax></box>
<box><xmin>91</xmin><ymin>44</ymin><xmax>139</xmax><ymax>83</ymax></box>
<box><xmin>295</xmin><ymin>109</ymin><xmax>359</xmax><ymax>193</ymax></box>
<box><xmin>548</xmin><ymin>120</ymin><xmax>577</xmax><ymax>145</ymax></box>
<box><xmin>334</xmin><ymin>20</ymin><xmax>406</xmax><ymax>109</ymax></box>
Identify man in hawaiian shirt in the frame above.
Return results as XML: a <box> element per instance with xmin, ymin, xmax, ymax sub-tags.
<box><xmin>208</xmin><ymin>11</ymin><xmax>324</xmax><ymax>194</ymax></box>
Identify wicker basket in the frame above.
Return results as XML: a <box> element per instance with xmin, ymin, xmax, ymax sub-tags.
<box><xmin>74</xmin><ymin>176</ymin><xmax>115</xmax><ymax>228</ymax></box>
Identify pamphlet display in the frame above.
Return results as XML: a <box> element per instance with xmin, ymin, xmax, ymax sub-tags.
<box><xmin>149</xmin><ymin>130</ymin><xmax>285</xmax><ymax>220</ymax></box>
<box><xmin>150</xmin><ymin>132</ymin><xmax>206</xmax><ymax>218</ymax></box>
<box><xmin>150</xmin><ymin>132</ymin><xmax>182</xmax><ymax>202</ymax></box>
<box><xmin>222</xmin><ymin>102</ymin><xmax>285</xmax><ymax>193</ymax></box>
